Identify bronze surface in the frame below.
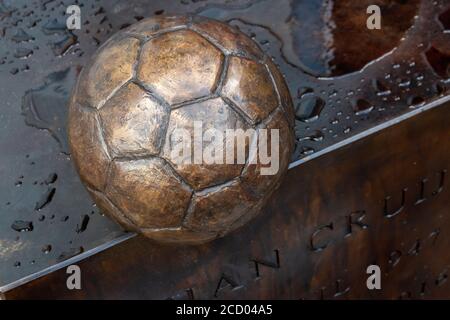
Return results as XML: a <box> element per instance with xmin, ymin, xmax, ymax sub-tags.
<box><xmin>68</xmin><ymin>16</ymin><xmax>295</xmax><ymax>244</ymax></box>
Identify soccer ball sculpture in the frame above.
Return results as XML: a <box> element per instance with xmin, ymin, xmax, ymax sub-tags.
<box><xmin>68</xmin><ymin>15</ymin><xmax>295</xmax><ymax>244</ymax></box>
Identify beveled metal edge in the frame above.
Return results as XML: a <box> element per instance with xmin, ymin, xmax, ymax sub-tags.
<box><xmin>2</xmin><ymin>94</ymin><xmax>450</xmax><ymax>294</ymax></box>
<box><xmin>289</xmin><ymin>94</ymin><xmax>450</xmax><ymax>169</ymax></box>
<box><xmin>0</xmin><ymin>233</ymin><xmax>137</xmax><ymax>294</ymax></box>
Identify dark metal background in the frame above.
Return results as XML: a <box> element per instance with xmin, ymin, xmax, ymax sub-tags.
<box><xmin>0</xmin><ymin>0</ymin><xmax>449</xmax><ymax>291</ymax></box>
<box><xmin>5</xmin><ymin>97</ymin><xmax>450</xmax><ymax>299</ymax></box>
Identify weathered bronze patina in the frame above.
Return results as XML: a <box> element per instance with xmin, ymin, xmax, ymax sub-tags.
<box><xmin>68</xmin><ymin>15</ymin><xmax>295</xmax><ymax>244</ymax></box>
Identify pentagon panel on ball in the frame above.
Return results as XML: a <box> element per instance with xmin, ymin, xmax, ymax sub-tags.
<box><xmin>68</xmin><ymin>15</ymin><xmax>295</xmax><ymax>244</ymax></box>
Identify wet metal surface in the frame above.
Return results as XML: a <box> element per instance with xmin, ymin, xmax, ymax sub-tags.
<box><xmin>0</xmin><ymin>0</ymin><xmax>449</xmax><ymax>289</ymax></box>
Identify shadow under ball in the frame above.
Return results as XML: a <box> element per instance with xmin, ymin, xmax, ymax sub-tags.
<box><xmin>68</xmin><ymin>15</ymin><xmax>295</xmax><ymax>244</ymax></box>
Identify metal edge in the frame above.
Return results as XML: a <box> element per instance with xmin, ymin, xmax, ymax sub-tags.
<box><xmin>0</xmin><ymin>232</ymin><xmax>137</xmax><ymax>293</ymax></box>
<box><xmin>2</xmin><ymin>94</ymin><xmax>450</xmax><ymax>294</ymax></box>
<box><xmin>289</xmin><ymin>94</ymin><xmax>450</xmax><ymax>169</ymax></box>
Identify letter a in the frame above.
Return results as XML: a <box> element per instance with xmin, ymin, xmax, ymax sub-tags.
<box><xmin>66</xmin><ymin>265</ymin><xmax>81</xmax><ymax>290</ymax></box>
<box><xmin>366</xmin><ymin>265</ymin><xmax>381</xmax><ymax>290</ymax></box>
<box><xmin>66</xmin><ymin>5</ymin><xmax>81</xmax><ymax>30</ymax></box>
<box><xmin>367</xmin><ymin>5</ymin><xmax>381</xmax><ymax>30</ymax></box>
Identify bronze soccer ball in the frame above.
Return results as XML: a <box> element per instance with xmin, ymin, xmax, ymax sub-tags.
<box><xmin>68</xmin><ymin>15</ymin><xmax>295</xmax><ymax>244</ymax></box>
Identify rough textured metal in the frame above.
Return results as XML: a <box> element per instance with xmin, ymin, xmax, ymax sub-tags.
<box><xmin>68</xmin><ymin>15</ymin><xmax>295</xmax><ymax>244</ymax></box>
<box><xmin>162</xmin><ymin>97</ymin><xmax>249</xmax><ymax>189</ymax></box>
<box><xmin>137</xmin><ymin>28</ymin><xmax>224</xmax><ymax>105</ymax></box>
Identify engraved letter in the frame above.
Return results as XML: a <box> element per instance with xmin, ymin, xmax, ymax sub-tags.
<box><xmin>214</xmin><ymin>274</ymin><xmax>242</xmax><ymax>298</ymax></box>
<box><xmin>251</xmin><ymin>249</ymin><xmax>280</xmax><ymax>278</ymax></box>
<box><xmin>384</xmin><ymin>188</ymin><xmax>407</xmax><ymax>218</ymax></box>
<box><xmin>345</xmin><ymin>210</ymin><xmax>368</xmax><ymax>237</ymax></box>
<box><xmin>310</xmin><ymin>223</ymin><xmax>333</xmax><ymax>252</ymax></box>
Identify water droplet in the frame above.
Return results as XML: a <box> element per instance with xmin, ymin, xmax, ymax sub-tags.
<box><xmin>353</xmin><ymin>99</ymin><xmax>374</xmax><ymax>115</ymax></box>
<box><xmin>50</xmin><ymin>32</ymin><xmax>78</xmax><ymax>56</ymax></box>
<box><xmin>438</xmin><ymin>7</ymin><xmax>450</xmax><ymax>30</ymax></box>
<box><xmin>11</xmin><ymin>220</ymin><xmax>33</xmax><ymax>232</ymax></box>
<box><xmin>42</xmin><ymin>244</ymin><xmax>52</xmax><ymax>254</ymax></box>
<box><xmin>425</xmin><ymin>46</ymin><xmax>450</xmax><ymax>78</ymax></box>
<box><xmin>35</xmin><ymin>187</ymin><xmax>56</xmax><ymax>211</ymax></box>
<box><xmin>295</xmin><ymin>95</ymin><xmax>325</xmax><ymax>122</ymax></box>
<box><xmin>297</xmin><ymin>130</ymin><xmax>324</xmax><ymax>142</ymax></box>
<box><xmin>433</xmin><ymin>82</ymin><xmax>446</xmax><ymax>95</ymax></box>
<box><xmin>297</xmin><ymin>87</ymin><xmax>314</xmax><ymax>98</ymax></box>
<box><xmin>11</xmin><ymin>28</ymin><xmax>34</xmax><ymax>42</ymax></box>
<box><xmin>408</xmin><ymin>96</ymin><xmax>425</xmax><ymax>107</ymax></box>
<box><xmin>22</xmin><ymin>68</ymin><xmax>78</xmax><ymax>154</ymax></box>
<box><xmin>14</xmin><ymin>47</ymin><xmax>33</xmax><ymax>59</ymax></box>
<box><xmin>373</xmin><ymin>79</ymin><xmax>391</xmax><ymax>96</ymax></box>
<box><xmin>44</xmin><ymin>173</ymin><xmax>58</xmax><ymax>185</ymax></box>
<box><xmin>300</xmin><ymin>146</ymin><xmax>315</xmax><ymax>156</ymax></box>
<box><xmin>76</xmin><ymin>214</ymin><xmax>90</xmax><ymax>233</ymax></box>
<box><xmin>42</xmin><ymin>18</ymin><xmax>66</xmax><ymax>34</ymax></box>
<box><xmin>57</xmin><ymin>247</ymin><xmax>84</xmax><ymax>262</ymax></box>
<box><xmin>398</xmin><ymin>78</ymin><xmax>411</xmax><ymax>88</ymax></box>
